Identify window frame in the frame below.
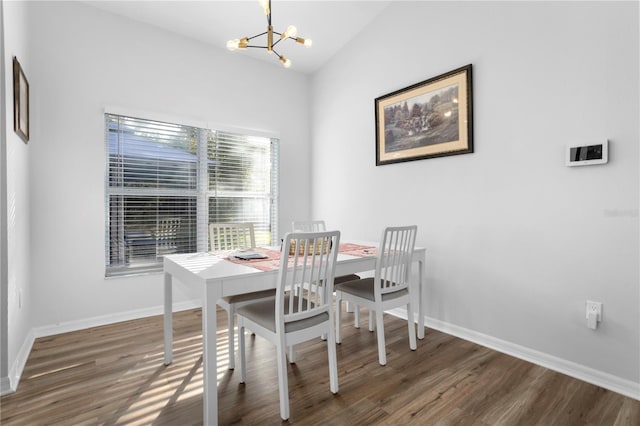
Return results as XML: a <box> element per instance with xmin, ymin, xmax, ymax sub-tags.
<box><xmin>104</xmin><ymin>112</ymin><xmax>279</xmax><ymax>277</ymax></box>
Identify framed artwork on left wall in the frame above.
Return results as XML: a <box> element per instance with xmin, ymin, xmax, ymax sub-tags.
<box><xmin>13</xmin><ymin>56</ymin><xmax>30</xmax><ymax>143</ymax></box>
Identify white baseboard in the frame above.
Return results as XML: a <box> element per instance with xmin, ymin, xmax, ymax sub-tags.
<box><xmin>5</xmin><ymin>327</ymin><xmax>35</xmax><ymax>396</ymax></box>
<box><xmin>0</xmin><ymin>375</ymin><xmax>14</xmax><ymax>396</ymax></box>
<box><xmin>32</xmin><ymin>300</ymin><xmax>201</xmax><ymax>338</ymax></box>
<box><xmin>388</xmin><ymin>308</ymin><xmax>640</xmax><ymax>401</ymax></box>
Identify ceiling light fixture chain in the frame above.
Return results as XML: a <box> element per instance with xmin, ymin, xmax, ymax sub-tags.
<box><xmin>227</xmin><ymin>0</ymin><xmax>312</xmax><ymax>69</ymax></box>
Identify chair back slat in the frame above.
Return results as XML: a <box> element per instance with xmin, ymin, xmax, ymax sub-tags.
<box><xmin>375</xmin><ymin>225</ymin><xmax>417</xmax><ymax>297</ymax></box>
<box><xmin>209</xmin><ymin>222</ymin><xmax>256</xmax><ymax>251</ymax></box>
<box><xmin>155</xmin><ymin>217</ymin><xmax>182</xmax><ymax>256</ymax></box>
<box><xmin>291</xmin><ymin>220</ymin><xmax>327</xmax><ymax>232</ymax></box>
<box><xmin>278</xmin><ymin>231</ymin><xmax>340</xmax><ymax>329</ymax></box>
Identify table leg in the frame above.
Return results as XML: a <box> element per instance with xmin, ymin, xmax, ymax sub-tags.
<box><xmin>203</xmin><ymin>284</ymin><xmax>219</xmax><ymax>425</ymax></box>
<box><xmin>164</xmin><ymin>272</ymin><xmax>173</xmax><ymax>365</ymax></box>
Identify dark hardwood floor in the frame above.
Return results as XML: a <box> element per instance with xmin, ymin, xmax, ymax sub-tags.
<box><xmin>1</xmin><ymin>308</ymin><xmax>638</xmax><ymax>425</ymax></box>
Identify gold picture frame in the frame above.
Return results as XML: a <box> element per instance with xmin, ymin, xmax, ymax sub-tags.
<box><xmin>375</xmin><ymin>64</ymin><xmax>473</xmax><ymax>166</ymax></box>
<box><xmin>13</xmin><ymin>57</ymin><xmax>29</xmax><ymax>143</ymax></box>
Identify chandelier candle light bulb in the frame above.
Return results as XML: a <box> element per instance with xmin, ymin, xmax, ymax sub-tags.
<box><xmin>279</xmin><ymin>56</ymin><xmax>292</xmax><ymax>68</ymax></box>
<box><xmin>281</xmin><ymin>25</ymin><xmax>297</xmax><ymax>39</ymax></box>
<box><xmin>295</xmin><ymin>37</ymin><xmax>312</xmax><ymax>47</ymax></box>
<box><xmin>226</xmin><ymin>39</ymin><xmax>238</xmax><ymax>51</ymax></box>
<box><xmin>259</xmin><ymin>0</ymin><xmax>270</xmax><ymax>15</ymax></box>
<box><xmin>226</xmin><ymin>0</ymin><xmax>311</xmax><ymax>68</ymax></box>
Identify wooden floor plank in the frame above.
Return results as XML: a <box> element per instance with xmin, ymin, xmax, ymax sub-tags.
<box><xmin>1</xmin><ymin>308</ymin><xmax>638</xmax><ymax>425</ymax></box>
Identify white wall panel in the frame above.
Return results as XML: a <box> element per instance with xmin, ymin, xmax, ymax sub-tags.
<box><xmin>311</xmin><ymin>1</ymin><xmax>639</xmax><ymax>387</ymax></box>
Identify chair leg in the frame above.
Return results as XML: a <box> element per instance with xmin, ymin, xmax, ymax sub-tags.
<box><xmin>289</xmin><ymin>345</ymin><xmax>296</xmax><ymax>364</ymax></box>
<box><xmin>326</xmin><ymin>322</ymin><xmax>339</xmax><ymax>394</ymax></box>
<box><xmin>227</xmin><ymin>306</ymin><xmax>235</xmax><ymax>370</ymax></box>
<box><xmin>335</xmin><ymin>295</ymin><xmax>343</xmax><ymax>344</ymax></box>
<box><xmin>369</xmin><ymin>309</ymin><xmax>375</xmax><ymax>332</ymax></box>
<box><xmin>239</xmin><ymin>319</ymin><xmax>246</xmax><ymax>383</ymax></box>
<box><xmin>407</xmin><ymin>301</ymin><xmax>417</xmax><ymax>350</ymax></box>
<box><xmin>346</xmin><ymin>301</ymin><xmax>353</xmax><ymax>312</ymax></box>
<box><xmin>321</xmin><ymin>291</ymin><xmax>327</xmax><ymax>341</ymax></box>
<box><xmin>276</xmin><ymin>341</ymin><xmax>290</xmax><ymax>420</ymax></box>
<box><xmin>354</xmin><ymin>305</ymin><xmax>360</xmax><ymax>329</ymax></box>
<box><xmin>375</xmin><ymin>310</ymin><xmax>386</xmax><ymax>366</ymax></box>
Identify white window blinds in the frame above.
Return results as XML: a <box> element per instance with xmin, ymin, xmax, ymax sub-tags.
<box><xmin>207</xmin><ymin>131</ymin><xmax>278</xmax><ymax>249</ymax></box>
<box><xmin>105</xmin><ymin>114</ymin><xmax>278</xmax><ymax>276</ymax></box>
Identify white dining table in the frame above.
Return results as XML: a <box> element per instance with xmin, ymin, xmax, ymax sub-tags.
<box><xmin>163</xmin><ymin>242</ymin><xmax>426</xmax><ymax>425</ymax></box>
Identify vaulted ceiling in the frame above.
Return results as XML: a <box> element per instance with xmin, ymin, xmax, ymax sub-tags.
<box><xmin>83</xmin><ymin>1</ymin><xmax>394</xmax><ymax>74</ymax></box>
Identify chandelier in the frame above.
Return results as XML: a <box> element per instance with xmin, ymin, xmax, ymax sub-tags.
<box><xmin>226</xmin><ymin>0</ymin><xmax>312</xmax><ymax>68</ymax></box>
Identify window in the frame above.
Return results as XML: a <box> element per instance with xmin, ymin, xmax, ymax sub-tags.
<box><xmin>105</xmin><ymin>114</ymin><xmax>279</xmax><ymax>276</ymax></box>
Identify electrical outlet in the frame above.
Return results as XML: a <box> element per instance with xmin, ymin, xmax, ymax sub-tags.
<box><xmin>586</xmin><ymin>300</ymin><xmax>602</xmax><ymax>321</ymax></box>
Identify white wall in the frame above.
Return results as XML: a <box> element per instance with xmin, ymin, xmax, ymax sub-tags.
<box><xmin>2</xmin><ymin>0</ymin><xmax>32</xmax><ymax>393</ymax></box>
<box><xmin>0</xmin><ymin>0</ymin><xmax>8</xmax><ymax>394</ymax></box>
<box><xmin>24</xmin><ymin>1</ymin><xmax>311</xmax><ymax>328</ymax></box>
<box><xmin>311</xmin><ymin>1</ymin><xmax>639</xmax><ymax>394</ymax></box>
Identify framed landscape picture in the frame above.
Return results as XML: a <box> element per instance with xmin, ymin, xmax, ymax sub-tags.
<box><xmin>13</xmin><ymin>57</ymin><xmax>30</xmax><ymax>143</ymax></box>
<box><xmin>375</xmin><ymin>64</ymin><xmax>473</xmax><ymax>166</ymax></box>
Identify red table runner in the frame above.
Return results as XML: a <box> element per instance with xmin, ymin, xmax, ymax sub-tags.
<box><xmin>224</xmin><ymin>243</ymin><xmax>377</xmax><ymax>272</ymax></box>
<box><xmin>225</xmin><ymin>247</ymin><xmax>281</xmax><ymax>272</ymax></box>
<box><xmin>339</xmin><ymin>243</ymin><xmax>377</xmax><ymax>258</ymax></box>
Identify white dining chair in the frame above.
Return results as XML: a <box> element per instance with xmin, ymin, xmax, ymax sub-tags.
<box><xmin>335</xmin><ymin>225</ymin><xmax>418</xmax><ymax>366</ymax></box>
<box><xmin>209</xmin><ymin>222</ymin><xmax>276</xmax><ymax>370</ymax></box>
<box><xmin>236</xmin><ymin>230</ymin><xmax>340</xmax><ymax>421</ymax></box>
<box><xmin>291</xmin><ymin>220</ymin><xmax>360</xmax><ymax>285</ymax></box>
<box><xmin>293</xmin><ymin>219</ymin><xmax>364</xmax><ymax>328</ymax></box>
<box><xmin>209</xmin><ymin>222</ymin><xmax>255</xmax><ymax>251</ymax></box>
<box><xmin>291</xmin><ymin>220</ymin><xmax>326</xmax><ymax>233</ymax></box>
<box><xmin>155</xmin><ymin>217</ymin><xmax>182</xmax><ymax>257</ymax></box>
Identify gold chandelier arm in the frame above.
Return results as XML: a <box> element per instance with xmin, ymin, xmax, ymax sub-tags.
<box><xmin>271</xmin><ymin>35</ymin><xmax>283</xmax><ymax>49</ymax></box>
<box><xmin>247</xmin><ymin>32</ymin><xmax>268</xmax><ymax>41</ymax></box>
<box><xmin>271</xmin><ymin>47</ymin><xmax>291</xmax><ymax>68</ymax></box>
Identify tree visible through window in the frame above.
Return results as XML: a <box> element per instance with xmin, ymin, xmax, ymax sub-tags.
<box><xmin>105</xmin><ymin>114</ymin><xmax>279</xmax><ymax>276</ymax></box>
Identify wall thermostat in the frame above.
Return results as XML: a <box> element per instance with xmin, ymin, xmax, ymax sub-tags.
<box><xmin>566</xmin><ymin>140</ymin><xmax>608</xmax><ymax>167</ymax></box>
